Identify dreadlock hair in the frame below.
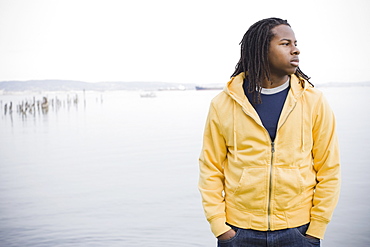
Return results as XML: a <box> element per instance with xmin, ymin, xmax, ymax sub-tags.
<box><xmin>231</xmin><ymin>17</ymin><xmax>312</xmax><ymax>104</ymax></box>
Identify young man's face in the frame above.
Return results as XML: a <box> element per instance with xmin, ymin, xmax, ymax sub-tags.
<box><xmin>268</xmin><ymin>24</ymin><xmax>300</xmax><ymax>77</ymax></box>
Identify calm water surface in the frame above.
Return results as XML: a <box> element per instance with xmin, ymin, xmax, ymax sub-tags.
<box><xmin>0</xmin><ymin>87</ymin><xmax>369</xmax><ymax>246</ymax></box>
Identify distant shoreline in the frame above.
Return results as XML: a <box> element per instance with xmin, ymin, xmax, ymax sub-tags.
<box><xmin>0</xmin><ymin>80</ymin><xmax>369</xmax><ymax>93</ymax></box>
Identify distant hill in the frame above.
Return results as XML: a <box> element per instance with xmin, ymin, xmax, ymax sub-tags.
<box><xmin>316</xmin><ymin>81</ymin><xmax>370</xmax><ymax>88</ymax></box>
<box><xmin>1</xmin><ymin>79</ymin><xmax>369</xmax><ymax>92</ymax></box>
<box><xmin>0</xmin><ymin>80</ymin><xmax>195</xmax><ymax>92</ymax></box>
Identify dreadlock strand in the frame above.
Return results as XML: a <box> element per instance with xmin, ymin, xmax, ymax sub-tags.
<box><xmin>295</xmin><ymin>67</ymin><xmax>313</xmax><ymax>88</ymax></box>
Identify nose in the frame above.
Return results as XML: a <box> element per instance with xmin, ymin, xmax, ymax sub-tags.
<box><xmin>292</xmin><ymin>46</ymin><xmax>300</xmax><ymax>55</ymax></box>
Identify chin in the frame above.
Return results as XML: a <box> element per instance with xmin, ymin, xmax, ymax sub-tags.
<box><xmin>288</xmin><ymin>68</ymin><xmax>298</xmax><ymax>75</ymax></box>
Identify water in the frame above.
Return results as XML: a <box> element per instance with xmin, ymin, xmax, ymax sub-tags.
<box><xmin>0</xmin><ymin>87</ymin><xmax>369</xmax><ymax>247</ymax></box>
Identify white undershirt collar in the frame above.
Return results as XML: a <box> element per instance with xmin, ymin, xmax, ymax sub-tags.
<box><xmin>261</xmin><ymin>78</ymin><xmax>290</xmax><ymax>95</ymax></box>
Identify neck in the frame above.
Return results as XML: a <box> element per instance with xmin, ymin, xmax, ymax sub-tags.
<box><xmin>262</xmin><ymin>74</ymin><xmax>289</xmax><ymax>89</ymax></box>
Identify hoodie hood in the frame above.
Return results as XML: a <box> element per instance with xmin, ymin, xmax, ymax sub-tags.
<box><xmin>224</xmin><ymin>72</ymin><xmax>309</xmax><ymax>103</ymax></box>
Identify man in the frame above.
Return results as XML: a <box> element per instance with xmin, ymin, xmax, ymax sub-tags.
<box><xmin>198</xmin><ymin>17</ymin><xmax>340</xmax><ymax>247</ymax></box>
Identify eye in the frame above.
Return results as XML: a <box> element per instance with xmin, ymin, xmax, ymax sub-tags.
<box><xmin>282</xmin><ymin>42</ymin><xmax>289</xmax><ymax>46</ymax></box>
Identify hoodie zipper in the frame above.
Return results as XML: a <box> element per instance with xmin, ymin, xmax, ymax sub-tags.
<box><xmin>266</xmin><ymin>101</ymin><xmax>297</xmax><ymax>230</ymax></box>
<box><xmin>268</xmin><ymin>141</ymin><xmax>275</xmax><ymax>230</ymax></box>
<box><xmin>241</xmin><ymin>106</ymin><xmax>276</xmax><ymax>230</ymax></box>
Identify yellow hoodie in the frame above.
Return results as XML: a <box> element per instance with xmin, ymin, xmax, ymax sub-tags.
<box><xmin>198</xmin><ymin>72</ymin><xmax>340</xmax><ymax>239</ymax></box>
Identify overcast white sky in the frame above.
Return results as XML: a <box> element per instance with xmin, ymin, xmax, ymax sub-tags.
<box><xmin>0</xmin><ymin>0</ymin><xmax>369</xmax><ymax>85</ymax></box>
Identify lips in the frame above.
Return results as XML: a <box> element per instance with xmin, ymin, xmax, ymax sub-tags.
<box><xmin>290</xmin><ymin>58</ymin><xmax>299</xmax><ymax>67</ymax></box>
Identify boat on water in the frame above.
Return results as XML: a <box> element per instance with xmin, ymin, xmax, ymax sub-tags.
<box><xmin>140</xmin><ymin>92</ymin><xmax>156</xmax><ymax>98</ymax></box>
<box><xmin>195</xmin><ymin>85</ymin><xmax>223</xmax><ymax>90</ymax></box>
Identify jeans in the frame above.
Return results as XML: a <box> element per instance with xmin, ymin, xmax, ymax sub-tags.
<box><xmin>217</xmin><ymin>224</ymin><xmax>320</xmax><ymax>247</ymax></box>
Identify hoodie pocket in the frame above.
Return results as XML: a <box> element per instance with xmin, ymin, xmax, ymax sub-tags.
<box><xmin>273</xmin><ymin>166</ymin><xmax>304</xmax><ymax>210</ymax></box>
<box><xmin>231</xmin><ymin>167</ymin><xmax>268</xmax><ymax>211</ymax></box>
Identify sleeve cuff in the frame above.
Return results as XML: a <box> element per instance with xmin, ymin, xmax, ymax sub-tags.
<box><xmin>306</xmin><ymin>219</ymin><xmax>329</xmax><ymax>239</ymax></box>
<box><xmin>210</xmin><ymin>217</ymin><xmax>232</xmax><ymax>237</ymax></box>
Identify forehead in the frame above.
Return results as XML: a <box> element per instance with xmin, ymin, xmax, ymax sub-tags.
<box><xmin>271</xmin><ymin>25</ymin><xmax>296</xmax><ymax>40</ymax></box>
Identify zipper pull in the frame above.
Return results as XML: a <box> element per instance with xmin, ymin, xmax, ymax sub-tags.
<box><xmin>271</xmin><ymin>142</ymin><xmax>275</xmax><ymax>153</ymax></box>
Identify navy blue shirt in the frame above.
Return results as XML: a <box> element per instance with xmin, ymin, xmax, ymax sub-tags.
<box><xmin>243</xmin><ymin>80</ymin><xmax>290</xmax><ymax>141</ymax></box>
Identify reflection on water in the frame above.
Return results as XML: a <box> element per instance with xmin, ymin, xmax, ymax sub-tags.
<box><xmin>0</xmin><ymin>87</ymin><xmax>370</xmax><ymax>247</ymax></box>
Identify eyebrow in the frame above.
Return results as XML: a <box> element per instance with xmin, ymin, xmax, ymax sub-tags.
<box><xmin>280</xmin><ymin>38</ymin><xmax>297</xmax><ymax>43</ymax></box>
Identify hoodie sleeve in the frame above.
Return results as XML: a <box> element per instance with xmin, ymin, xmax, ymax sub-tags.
<box><xmin>198</xmin><ymin>102</ymin><xmax>232</xmax><ymax>237</ymax></box>
<box><xmin>307</xmin><ymin>93</ymin><xmax>341</xmax><ymax>239</ymax></box>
